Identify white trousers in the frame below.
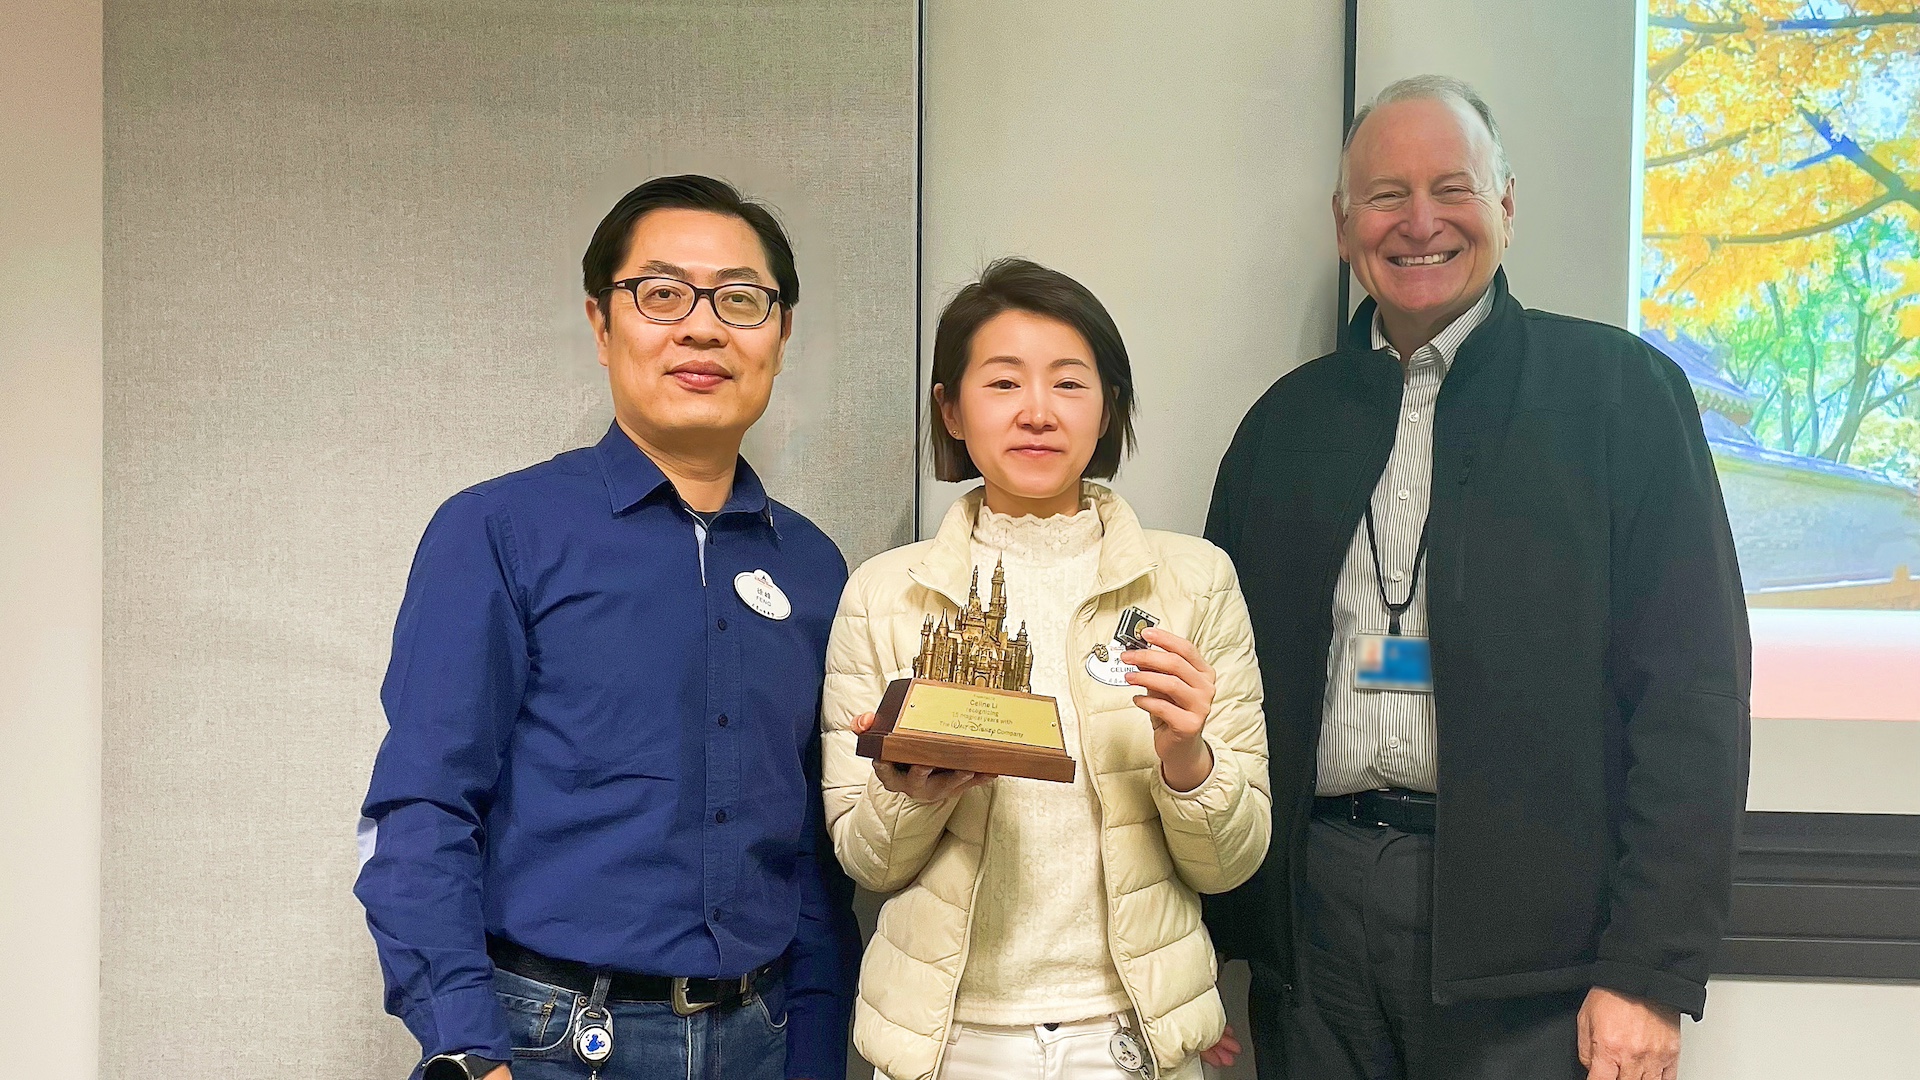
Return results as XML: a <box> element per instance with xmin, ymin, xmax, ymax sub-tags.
<box><xmin>929</xmin><ymin>1014</ymin><xmax>1205</xmax><ymax>1080</ymax></box>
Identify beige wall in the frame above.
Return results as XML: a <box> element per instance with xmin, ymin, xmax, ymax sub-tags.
<box><xmin>919</xmin><ymin>0</ymin><xmax>1347</xmax><ymax>538</ymax></box>
<box><xmin>0</xmin><ymin>2</ymin><xmax>103</xmax><ymax>1078</ymax></box>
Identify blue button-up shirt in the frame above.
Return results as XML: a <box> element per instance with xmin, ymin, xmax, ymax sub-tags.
<box><xmin>355</xmin><ymin>423</ymin><xmax>858</xmax><ymax>1077</ymax></box>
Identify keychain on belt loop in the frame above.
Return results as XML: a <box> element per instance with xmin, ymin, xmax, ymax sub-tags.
<box><xmin>1109</xmin><ymin>1013</ymin><xmax>1151</xmax><ymax>1077</ymax></box>
<box><xmin>574</xmin><ymin>974</ymin><xmax>614</xmax><ymax>1079</ymax></box>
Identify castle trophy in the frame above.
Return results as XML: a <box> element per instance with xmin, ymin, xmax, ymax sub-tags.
<box><xmin>856</xmin><ymin>559</ymin><xmax>1075</xmax><ymax>783</ymax></box>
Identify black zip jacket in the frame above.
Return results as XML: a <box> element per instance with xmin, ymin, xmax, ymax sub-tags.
<box><xmin>1200</xmin><ymin>270</ymin><xmax>1750</xmax><ymax>1019</ymax></box>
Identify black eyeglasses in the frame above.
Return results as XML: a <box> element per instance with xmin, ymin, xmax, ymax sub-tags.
<box><xmin>599</xmin><ymin>276</ymin><xmax>783</xmax><ymax>329</ymax></box>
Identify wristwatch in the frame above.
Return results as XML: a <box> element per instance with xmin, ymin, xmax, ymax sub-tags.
<box><xmin>423</xmin><ymin>1052</ymin><xmax>509</xmax><ymax>1080</ymax></box>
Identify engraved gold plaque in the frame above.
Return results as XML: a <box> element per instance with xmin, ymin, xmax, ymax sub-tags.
<box><xmin>855</xmin><ymin>560</ymin><xmax>1076</xmax><ymax>784</ymax></box>
<box><xmin>894</xmin><ymin>683</ymin><xmax>1065</xmax><ymax>748</ymax></box>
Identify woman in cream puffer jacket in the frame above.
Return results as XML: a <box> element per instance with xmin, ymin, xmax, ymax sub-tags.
<box><xmin>821</xmin><ymin>260</ymin><xmax>1271</xmax><ymax>1080</ymax></box>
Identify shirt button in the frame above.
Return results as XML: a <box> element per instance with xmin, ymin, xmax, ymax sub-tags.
<box><xmin>711</xmin><ymin>908</ymin><xmax>723</xmax><ymax>921</ymax></box>
<box><xmin>1397</xmin><ymin>488</ymin><xmax>1410</xmax><ymax>500</ymax></box>
<box><xmin>714</xmin><ymin>809</ymin><xmax>728</xmax><ymax>824</ymax></box>
<box><xmin>1387</xmin><ymin>737</ymin><xmax>1402</xmax><ymax>750</ymax></box>
<box><xmin>1408</xmin><ymin>410</ymin><xmax>1420</xmax><ymax>422</ymax></box>
<box><xmin>1391</xmin><ymin>570</ymin><xmax>1405</xmax><ymax>583</ymax></box>
<box><xmin>716</xmin><ymin>617</ymin><xmax>728</xmax><ymax>631</ymax></box>
<box><xmin>717</xmin><ymin>714</ymin><xmax>729</xmax><ymax>728</ymax></box>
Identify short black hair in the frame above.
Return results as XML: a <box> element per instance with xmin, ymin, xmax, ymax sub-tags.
<box><xmin>929</xmin><ymin>257</ymin><xmax>1137</xmax><ymax>483</ymax></box>
<box><xmin>581</xmin><ymin>174</ymin><xmax>799</xmax><ymax>325</ymax></box>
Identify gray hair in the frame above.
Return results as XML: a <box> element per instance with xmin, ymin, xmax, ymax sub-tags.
<box><xmin>1337</xmin><ymin>75</ymin><xmax>1512</xmax><ymax>209</ymax></box>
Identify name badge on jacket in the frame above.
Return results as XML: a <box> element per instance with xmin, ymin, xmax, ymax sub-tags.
<box><xmin>1352</xmin><ymin>632</ymin><xmax>1433</xmax><ymax>693</ymax></box>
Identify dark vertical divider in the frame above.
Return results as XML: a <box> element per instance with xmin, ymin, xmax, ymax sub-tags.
<box><xmin>914</xmin><ymin>0</ymin><xmax>928</xmax><ymax>541</ymax></box>
<box><xmin>1338</xmin><ymin>0</ymin><xmax>1359</xmax><ymax>328</ymax></box>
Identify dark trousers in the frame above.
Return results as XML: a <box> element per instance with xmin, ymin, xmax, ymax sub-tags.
<box><xmin>1246</xmin><ymin>810</ymin><xmax>1586</xmax><ymax>1080</ymax></box>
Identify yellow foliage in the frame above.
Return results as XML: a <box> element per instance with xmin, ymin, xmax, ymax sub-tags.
<box><xmin>1643</xmin><ymin>1</ymin><xmax>1920</xmax><ymax>324</ymax></box>
<box><xmin>1899</xmin><ymin>304</ymin><xmax>1920</xmax><ymax>342</ymax></box>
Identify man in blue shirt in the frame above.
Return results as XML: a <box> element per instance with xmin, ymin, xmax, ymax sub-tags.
<box><xmin>355</xmin><ymin>174</ymin><xmax>859</xmax><ymax>1080</ymax></box>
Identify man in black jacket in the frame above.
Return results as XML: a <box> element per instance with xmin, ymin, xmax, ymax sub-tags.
<box><xmin>1203</xmin><ymin>76</ymin><xmax>1749</xmax><ymax>1080</ymax></box>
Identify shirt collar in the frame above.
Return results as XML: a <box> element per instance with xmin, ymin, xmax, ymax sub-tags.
<box><xmin>593</xmin><ymin>421</ymin><xmax>773</xmax><ymax>524</ymax></box>
<box><xmin>1370</xmin><ymin>284</ymin><xmax>1496</xmax><ymax>371</ymax></box>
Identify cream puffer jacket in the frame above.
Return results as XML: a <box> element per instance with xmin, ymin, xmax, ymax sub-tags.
<box><xmin>822</xmin><ymin>484</ymin><xmax>1272</xmax><ymax>1080</ymax></box>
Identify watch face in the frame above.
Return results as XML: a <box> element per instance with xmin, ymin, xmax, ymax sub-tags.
<box><xmin>424</xmin><ymin>1055</ymin><xmax>493</xmax><ymax>1080</ymax></box>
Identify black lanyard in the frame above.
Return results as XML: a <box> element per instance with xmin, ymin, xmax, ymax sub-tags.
<box><xmin>1364</xmin><ymin>505</ymin><xmax>1429</xmax><ymax>636</ymax></box>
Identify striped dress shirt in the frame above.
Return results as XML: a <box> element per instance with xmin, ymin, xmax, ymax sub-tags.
<box><xmin>1316</xmin><ymin>287</ymin><xmax>1494</xmax><ymax>796</ymax></box>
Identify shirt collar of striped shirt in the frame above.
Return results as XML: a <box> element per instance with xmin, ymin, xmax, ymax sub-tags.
<box><xmin>1370</xmin><ymin>284</ymin><xmax>1496</xmax><ymax>371</ymax></box>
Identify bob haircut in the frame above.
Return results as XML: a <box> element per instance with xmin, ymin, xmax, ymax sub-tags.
<box><xmin>928</xmin><ymin>257</ymin><xmax>1137</xmax><ymax>483</ymax></box>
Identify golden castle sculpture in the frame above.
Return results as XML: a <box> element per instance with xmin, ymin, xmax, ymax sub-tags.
<box><xmin>913</xmin><ymin>558</ymin><xmax>1034</xmax><ymax>693</ymax></box>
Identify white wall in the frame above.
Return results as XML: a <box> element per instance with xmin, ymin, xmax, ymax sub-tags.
<box><xmin>0</xmin><ymin>2</ymin><xmax>103</xmax><ymax>1078</ymax></box>
<box><xmin>1353</xmin><ymin>0</ymin><xmax>1639</xmax><ymax>326</ymax></box>
<box><xmin>920</xmin><ymin>5</ymin><xmax>1344</xmax><ymax>1074</ymax></box>
<box><xmin>920</xmin><ymin>0</ymin><xmax>1347</xmax><ymax>538</ymax></box>
<box><xmin>1354</xmin><ymin>2</ymin><xmax>1920</xmax><ymax>1075</ymax></box>
<box><xmin>1681</xmin><ymin>979</ymin><xmax>1920</xmax><ymax>1078</ymax></box>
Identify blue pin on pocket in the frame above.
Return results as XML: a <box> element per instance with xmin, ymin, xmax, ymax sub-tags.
<box><xmin>1351</xmin><ymin>632</ymin><xmax>1434</xmax><ymax>693</ymax></box>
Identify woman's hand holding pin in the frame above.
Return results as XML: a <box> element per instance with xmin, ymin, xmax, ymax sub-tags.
<box><xmin>1121</xmin><ymin>627</ymin><xmax>1217</xmax><ymax>792</ymax></box>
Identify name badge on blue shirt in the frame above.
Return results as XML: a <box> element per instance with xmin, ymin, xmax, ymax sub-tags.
<box><xmin>1352</xmin><ymin>632</ymin><xmax>1433</xmax><ymax>693</ymax></box>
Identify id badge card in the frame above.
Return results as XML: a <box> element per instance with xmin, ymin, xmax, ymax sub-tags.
<box><xmin>1352</xmin><ymin>632</ymin><xmax>1434</xmax><ymax>693</ymax></box>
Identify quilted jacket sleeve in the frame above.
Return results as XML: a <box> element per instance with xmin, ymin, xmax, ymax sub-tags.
<box><xmin>1151</xmin><ymin>545</ymin><xmax>1273</xmax><ymax>895</ymax></box>
<box><xmin>821</xmin><ymin>563</ymin><xmax>963</xmax><ymax>894</ymax></box>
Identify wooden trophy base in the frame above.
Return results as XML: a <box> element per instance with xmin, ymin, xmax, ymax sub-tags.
<box><xmin>857</xmin><ymin>677</ymin><xmax>1076</xmax><ymax>784</ymax></box>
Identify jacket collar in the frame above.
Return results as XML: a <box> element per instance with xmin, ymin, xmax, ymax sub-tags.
<box><xmin>908</xmin><ymin>481</ymin><xmax>1159</xmax><ymax>610</ymax></box>
<box><xmin>593</xmin><ymin>421</ymin><xmax>772</xmax><ymax>525</ymax></box>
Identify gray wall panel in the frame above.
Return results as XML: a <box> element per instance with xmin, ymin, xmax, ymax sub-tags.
<box><xmin>101</xmin><ymin>3</ymin><xmax>914</xmax><ymax>1075</ymax></box>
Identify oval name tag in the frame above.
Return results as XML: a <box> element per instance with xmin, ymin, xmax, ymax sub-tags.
<box><xmin>734</xmin><ymin>569</ymin><xmax>791</xmax><ymax>620</ymax></box>
<box><xmin>1085</xmin><ymin>638</ymin><xmax>1141</xmax><ymax>688</ymax></box>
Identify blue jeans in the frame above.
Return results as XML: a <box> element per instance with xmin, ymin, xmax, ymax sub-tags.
<box><xmin>493</xmin><ymin>967</ymin><xmax>788</xmax><ymax>1080</ymax></box>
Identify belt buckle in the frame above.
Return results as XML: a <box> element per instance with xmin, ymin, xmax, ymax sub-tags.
<box><xmin>1352</xmin><ymin>792</ymin><xmax>1393</xmax><ymax>831</ymax></box>
<box><xmin>671</xmin><ymin>978</ymin><xmax>715</xmax><ymax>1017</ymax></box>
<box><xmin>671</xmin><ymin>974</ymin><xmax>754</xmax><ymax>1016</ymax></box>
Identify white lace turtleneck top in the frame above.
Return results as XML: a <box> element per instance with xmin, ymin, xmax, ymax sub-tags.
<box><xmin>952</xmin><ymin>499</ymin><xmax>1132</xmax><ymax>1025</ymax></box>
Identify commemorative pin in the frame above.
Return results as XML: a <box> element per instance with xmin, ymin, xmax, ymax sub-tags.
<box><xmin>1113</xmin><ymin>606</ymin><xmax>1158</xmax><ymax>651</ymax></box>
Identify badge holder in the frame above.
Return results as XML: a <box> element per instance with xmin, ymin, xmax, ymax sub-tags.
<box><xmin>1351</xmin><ymin>507</ymin><xmax>1435</xmax><ymax>694</ymax></box>
<box><xmin>1108</xmin><ymin>1013</ymin><xmax>1149</xmax><ymax>1076</ymax></box>
<box><xmin>572</xmin><ymin>975</ymin><xmax>614</xmax><ymax>1079</ymax></box>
